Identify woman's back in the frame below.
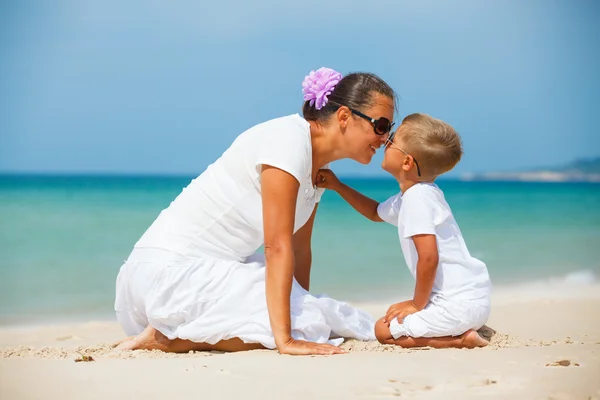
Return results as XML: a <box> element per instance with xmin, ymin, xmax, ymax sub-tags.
<box><xmin>134</xmin><ymin>114</ymin><xmax>320</xmax><ymax>260</ymax></box>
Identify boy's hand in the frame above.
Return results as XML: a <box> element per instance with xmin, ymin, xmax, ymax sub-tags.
<box><xmin>383</xmin><ymin>300</ymin><xmax>419</xmax><ymax>325</ymax></box>
<box><xmin>315</xmin><ymin>169</ymin><xmax>341</xmax><ymax>191</ymax></box>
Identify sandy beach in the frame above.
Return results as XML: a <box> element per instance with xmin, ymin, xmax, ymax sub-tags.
<box><xmin>1</xmin><ymin>284</ymin><xmax>599</xmax><ymax>400</ymax></box>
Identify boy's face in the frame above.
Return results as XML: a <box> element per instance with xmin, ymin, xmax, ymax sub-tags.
<box><xmin>382</xmin><ymin>126</ymin><xmax>408</xmax><ymax>178</ymax></box>
<box><xmin>382</xmin><ymin>124</ymin><xmax>421</xmax><ymax>180</ymax></box>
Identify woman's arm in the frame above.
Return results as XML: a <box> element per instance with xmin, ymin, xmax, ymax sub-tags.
<box><xmin>261</xmin><ymin>165</ymin><xmax>344</xmax><ymax>355</ymax></box>
<box><xmin>292</xmin><ymin>205</ymin><xmax>318</xmax><ymax>291</ymax></box>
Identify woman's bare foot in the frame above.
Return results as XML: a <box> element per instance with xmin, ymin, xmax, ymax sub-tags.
<box><xmin>460</xmin><ymin>329</ymin><xmax>489</xmax><ymax>348</ymax></box>
<box><xmin>114</xmin><ymin>325</ymin><xmax>266</xmax><ymax>353</ymax></box>
<box><xmin>114</xmin><ymin>326</ymin><xmax>171</xmax><ymax>351</ymax></box>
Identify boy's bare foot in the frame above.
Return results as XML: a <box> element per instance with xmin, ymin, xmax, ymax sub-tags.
<box><xmin>461</xmin><ymin>329</ymin><xmax>489</xmax><ymax>348</ymax></box>
<box><xmin>114</xmin><ymin>325</ymin><xmax>171</xmax><ymax>352</ymax></box>
<box><xmin>111</xmin><ymin>335</ymin><xmax>136</xmax><ymax>348</ymax></box>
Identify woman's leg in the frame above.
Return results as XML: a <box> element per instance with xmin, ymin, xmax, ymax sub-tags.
<box><xmin>374</xmin><ymin>318</ymin><xmax>489</xmax><ymax>349</ymax></box>
<box><xmin>115</xmin><ymin>325</ymin><xmax>266</xmax><ymax>353</ymax></box>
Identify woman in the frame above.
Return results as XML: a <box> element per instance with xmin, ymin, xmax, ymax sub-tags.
<box><xmin>114</xmin><ymin>67</ymin><xmax>396</xmax><ymax>355</ymax></box>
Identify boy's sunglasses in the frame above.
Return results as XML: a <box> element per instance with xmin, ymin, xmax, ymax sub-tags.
<box><xmin>385</xmin><ymin>130</ymin><xmax>422</xmax><ymax>176</ymax></box>
<box><xmin>350</xmin><ymin>108</ymin><xmax>395</xmax><ymax>136</ymax></box>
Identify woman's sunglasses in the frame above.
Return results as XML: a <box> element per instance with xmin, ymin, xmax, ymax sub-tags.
<box><xmin>350</xmin><ymin>108</ymin><xmax>395</xmax><ymax>136</ymax></box>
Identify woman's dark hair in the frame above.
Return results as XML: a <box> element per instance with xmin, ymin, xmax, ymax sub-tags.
<box><xmin>302</xmin><ymin>72</ymin><xmax>395</xmax><ymax>121</ymax></box>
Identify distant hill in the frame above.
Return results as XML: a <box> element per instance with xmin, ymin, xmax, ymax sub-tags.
<box><xmin>552</xmin><ymin>157</ymin><xmax>600</xmax><ymax>174</ymax></box>
<box><xmin>462</xmin><ymin>157</ymin><xmax>600</xmax><ymax>183</ymax></box>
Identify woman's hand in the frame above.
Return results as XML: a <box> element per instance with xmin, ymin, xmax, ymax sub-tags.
<box><xmin>277</xmin><ymin>338</ymin><xmax>345</xmax><ymax>356</ymax></box>
<box><xmin>315</xmin><ymin>169</ymin><xmax>341</xmax><ymax>191</ymax></box>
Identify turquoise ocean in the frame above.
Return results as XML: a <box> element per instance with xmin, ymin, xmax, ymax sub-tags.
<box><xmin>1</xmin><ymin>175</ymin><xmax>599</xmax><ymax>326</ymax></box>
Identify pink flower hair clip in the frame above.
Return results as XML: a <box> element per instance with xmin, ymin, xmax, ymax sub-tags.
<box><xmin>301</xmin><ymin>67</ymin><xmax>343</xmax><ymax>110</ymax></box>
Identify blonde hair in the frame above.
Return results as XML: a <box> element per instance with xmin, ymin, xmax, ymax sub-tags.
<box><xmin>398</xmin><ymin>113</ymin><xmax>463</xmax><ymax>178</ymax></box>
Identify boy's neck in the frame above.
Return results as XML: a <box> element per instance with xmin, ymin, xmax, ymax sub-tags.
<box><xmin>399</xmin><ymin>179</ymin><xmax>417</xmax><ymax>194</ymax></box>
<box><xmin>398</xmin><ymin>177</ymin><xmax>435</xmax><ymax>194</ymax></box>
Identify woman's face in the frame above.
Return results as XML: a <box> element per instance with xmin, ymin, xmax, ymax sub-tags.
<box><xmin>341</xmin><ymin>94</ymin><xmax>395</xmax><ymax>164</ymax></box>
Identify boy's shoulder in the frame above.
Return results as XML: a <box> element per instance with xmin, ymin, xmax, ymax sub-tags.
<box><xmin>381</xmin><ymin>191</ymin><xmax>403</xmax><ymax>207</ymax></box>
<box><xmin>376</xmin><ymin>191</ymin><xmax>403</xmax><ymax>226</ymax></box>
<box><xmin>402</xmin><ymin>183</ymin><xmax>444</xmax><ymax>203</ymax></box>
<box><xmin>400</xmin><ymin>183</ymin><xmax>451</xmax><ymax>218</ymax></box>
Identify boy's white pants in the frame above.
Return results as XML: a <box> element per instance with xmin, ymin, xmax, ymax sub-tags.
<box><xmin>389</xmin><ymin>294</ymin><xmax>490</xmax><ymax>339</ymax></box>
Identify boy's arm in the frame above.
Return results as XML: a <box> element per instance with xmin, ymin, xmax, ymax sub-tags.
<box><xmin>316</xmin><ymin>169</ymin><xmax>383</xmax><ymax>222</ymax></box>
<box><xmin>334</xmin><ymin>181</ymin><xmax>383</xmax><ymax>222</ymax></box>
<box><xmin>411</xmin><ymin>234</ymin><xmax>439</xmax><ymax>310</ymax></box>
<box><xmin>383</xmin><ymin>234</ymin><xmax>439</xmax><ymax>323</ymax></box>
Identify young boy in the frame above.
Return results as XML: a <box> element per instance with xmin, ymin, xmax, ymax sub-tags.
<box><xmin>317</xmin><ymin>113</ymin><xmax>491</xmax><ymax>349</ymax></box>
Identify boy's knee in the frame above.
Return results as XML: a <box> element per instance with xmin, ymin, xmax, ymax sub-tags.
<box><xmin>374</xmin><ymin>318</ymin><xmax>392</xmax><ymax>344</ymax></box>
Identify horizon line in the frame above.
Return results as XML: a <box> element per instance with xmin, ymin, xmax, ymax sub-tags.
<box><xmin>0</xmin><ymin>170</ymin><xmax>474</xmax><ymax>181</ymax></box>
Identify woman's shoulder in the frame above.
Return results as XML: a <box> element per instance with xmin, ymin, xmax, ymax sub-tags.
<box><xmin>241</xmin><ymin>114</ymin><xmax>312</xmax><ymax>159</ymax></box>
<box><xmin>228</xmin><ymin>114</ymin><xmax>312</xmax><ymax>184</ymax></box>
<box><xmin>245</xmin><ymin>114</ymin><xmax>310</xmax><ymax>144</ymax></box>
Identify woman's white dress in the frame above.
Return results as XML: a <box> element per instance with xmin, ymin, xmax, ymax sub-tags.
<box><xmin>115</xmin><ymin>114</ymin><xmax>375</xmax><ymax>348</ymax></box>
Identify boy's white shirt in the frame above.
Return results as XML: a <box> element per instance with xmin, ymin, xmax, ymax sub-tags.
<box><xmin>377</xmin><ymin>182</ymin><xmax>491</xmax><ymax>301</ymax></box>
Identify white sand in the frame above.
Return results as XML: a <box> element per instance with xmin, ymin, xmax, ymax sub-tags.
<box><xmin>1</xmin><ymin>285</ymin><xmax>600</xmax><ymax>400</ymax></box>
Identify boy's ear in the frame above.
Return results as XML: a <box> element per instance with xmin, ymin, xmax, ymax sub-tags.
<box><xmin>402</xmin><ymin>155</ymin><xmax>414</xmax><ymax>172</ymax></box>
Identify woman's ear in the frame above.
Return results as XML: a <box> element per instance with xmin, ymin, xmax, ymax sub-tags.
<box><xmin>336</xmin><ymin>106</ymin><xmax>351</xmax><ymax>130</ymax></box>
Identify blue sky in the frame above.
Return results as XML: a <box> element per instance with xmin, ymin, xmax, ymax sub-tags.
<box><xmin>1</xmin><ymin>0</ymin><xmax>598</xmax><ymax>176</ymax></box>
